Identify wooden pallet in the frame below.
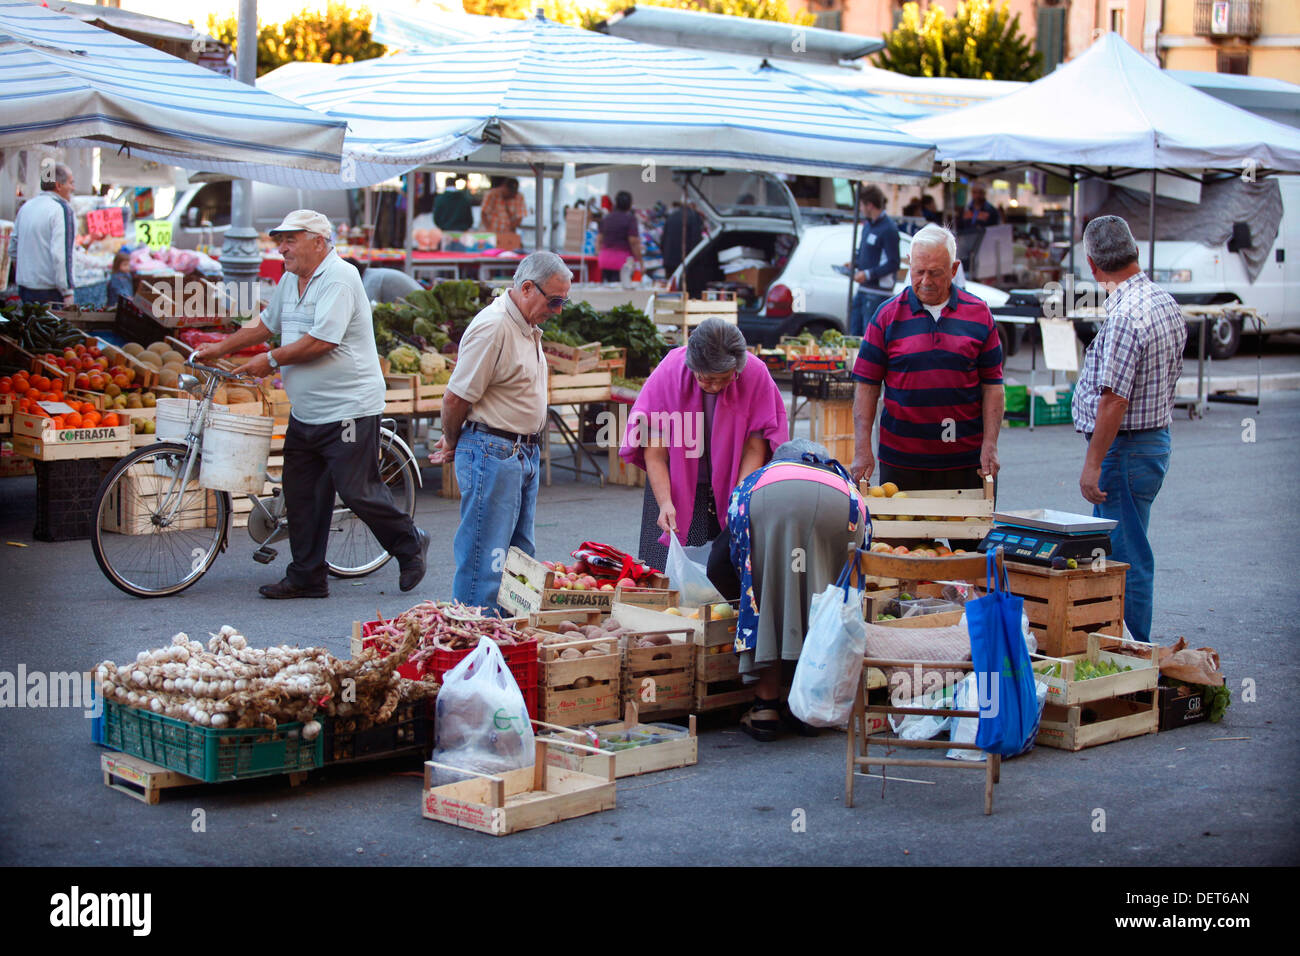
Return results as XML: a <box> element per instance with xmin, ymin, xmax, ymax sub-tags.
<box><xmin>1007</xmin><ymin>560</ymin><xmax>1127</xmax><ymax>657</ymax></box>
<box><xmin>102</xmin><ymin>752</ymin><xmax>199</xmax><ymax>805</ymax></box>
<box><xmin>806</xmin><ymin>399</ymin><xmax>855</xmax><ymax>467</ymax></box>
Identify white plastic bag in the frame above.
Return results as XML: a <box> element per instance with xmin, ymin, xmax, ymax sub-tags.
<box><xmin>946</xmin><ymin>666</ymin><xmax>1049</xmax><ymax>761</ymax></box>
<box><xmin>665</xmin><ymin>535</ymin><xmax>725</xmax><ymax>608</ymax></box>
<box><xmin>789</xmin><ymin>562</ymin><xmax>868</xmax><ymax>728</ymax></box>
<box><xmin>888</xmin><ymin>683</ymin><xmax>955</xmax><ymax>740</ymax></box>
<box><xmin>431</xmin><ymin>638</ymin><xmax>534</xmax><ymax>781</ymax></box>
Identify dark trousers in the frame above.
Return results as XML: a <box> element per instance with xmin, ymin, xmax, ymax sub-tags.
<box><xmin>878</xmin><ymin>461</ymin><xmax>995</xmax><ymax>497</ymax></box>
<box><xmin>282</xmin><ymin>414</ymin><xmax>419</xmax><ymax>588</ymax></box>
<box><xmin>706</xmin><ymin>531</ymin><xmax>742</xmax><ymax>602</ymax></box>
<box><xmin>20</xmin><ymin>286</ymin><xmax>63</xmax><ymax>304</ymax></box>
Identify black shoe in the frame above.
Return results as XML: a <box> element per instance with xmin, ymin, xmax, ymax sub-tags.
<box><xmin>399</xmin><ymin>528</ymin><xmax>430</xmax><ymax>593</ymax></box>
<box><xmin>739</xmin><ymin>698</ymin><xmax>782</xmax><ymax>742</ymax></box>
<box><xmin>259</xmin><ymin>578</ymin><xmax>328</xmax><ymax>599</ymax></box>
<box><xmin>780</xmin><ymin>701</ymin><xmax>819</xmax><ymax>738</ymax></box>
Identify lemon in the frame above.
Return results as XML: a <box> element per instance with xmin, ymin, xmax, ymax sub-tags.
<box><xmin>869</xmin><ymin>485</ymin><xmax>886</xmax><ymax>498</ymax></box>
<box><xmin>881</xmin><ymin>482</ymin><xmax>899</xmax><ymax>497</ymax></box>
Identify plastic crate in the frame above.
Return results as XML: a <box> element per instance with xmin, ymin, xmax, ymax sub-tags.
<box><xmin>322</xmin><ymin>699</ymin><xmax>433</xmax><ymax>764</ymax></box>
<box><xmin>103</xmin><ymin>699</ymin><xmax>322</xmax><ymax>783</ymax></box>
<box><xmin>792</xmin><ymin>369</ymin><xmax>854</xmax><ymax>401</ymax></box>
<box><xmin>33</xmin><ymin>457</ymin><xmax>117</xmax><ymax>541</ymax></box>
<box><xmin>1005</xmin><ymin>385</ymin><xmax>1075</xmax><ymax>427</ymax></box>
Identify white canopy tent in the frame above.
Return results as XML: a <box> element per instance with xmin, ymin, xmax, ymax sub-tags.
<box><xmin>0</xmin><ymin>0</ymin><xmax>346</xmax><ymax>175</ymax></box>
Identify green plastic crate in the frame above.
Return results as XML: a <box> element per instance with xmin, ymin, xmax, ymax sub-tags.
<box><xmin>1005</xmin><ymin>384</ymin><xmax>1075</xmax><ymax>427</ymax></box>
<box><xmin>104</xmin><ymin>700</ymin><xmax>322</xmax><ymax>783</ymax></box>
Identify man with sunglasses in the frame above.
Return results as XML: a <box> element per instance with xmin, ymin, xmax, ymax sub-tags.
<box><xmin>430</xmin><ymin>251</ymin><xmax>572</xmax><ymax>609</ymax></box>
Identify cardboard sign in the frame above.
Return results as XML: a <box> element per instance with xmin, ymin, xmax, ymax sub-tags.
<box><xmin>87</xmin><ymin>207</ymin><xmax>125</xmax><ymax>237</ymax></box>
<box><xmin>37</xmin><ymin>400</ymin><xmax>77</xmax><ymax>415</ymax></box>
<box><xmin>134</xmin><ymin>220</ymin><xmax>172</xmax><ymax>250</ymax></box>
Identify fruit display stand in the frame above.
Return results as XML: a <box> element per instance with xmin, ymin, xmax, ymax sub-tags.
<box><xmin>1031</xmin><ymin>633</ymin><xmax>1158</xmax><ymax>751</ymax></box>
<box><xmin>12</xmin><ymin>414</ymin><xmax>131</xmax><ymax>461</ymax></box>
<box><xmin>542</xmin><ymin>340</ymin><xmax>601</xmax><ymax>374</ymax></box>
<box><xmin>691</xmin><ymin>601</ymin><xmax>750</xmax><ymax>713</ymax></box>
<box><xmin>538</xmin><ymin>703</ymin><xmax>698</xmax><ymax>778</ymax></box>
<box><xmin>422</xmin><ymin>737</ymin><xmax>616</xmax><ymax>836</ymax></box>
<box><xmin>862</xmin><ymin>476</ymin><xmax>996</xmax><ymax>543</ymax></box>
<box><xmin>1005</xmin><ymin>559</ymin><xmax>1127</xmax><ymax>658</ymax></box>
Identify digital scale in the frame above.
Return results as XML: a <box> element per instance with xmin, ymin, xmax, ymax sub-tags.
<box><xmin>977</xmin><ymin>509</ymin><xmax>1116</xmax><ymax>566</ymax></box>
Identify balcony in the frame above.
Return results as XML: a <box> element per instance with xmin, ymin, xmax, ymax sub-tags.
<box><xmin>1193</xmin><ymin>0</ymin><xmax>1263</xmax><ymax>39</ymax></box>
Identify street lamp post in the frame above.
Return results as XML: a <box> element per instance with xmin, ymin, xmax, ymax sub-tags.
<box><xmin>219</xmin><ymin>0</ymin><xmax>261</xmax><ymax>314</ymax></box>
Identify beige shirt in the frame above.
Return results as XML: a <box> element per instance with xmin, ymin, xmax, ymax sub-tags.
<box><xmin>448</xmin><ymin>290</ymin><xmax>548</xmax><ymax>435</ymax></box>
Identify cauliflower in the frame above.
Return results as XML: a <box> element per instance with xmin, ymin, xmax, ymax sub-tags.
<box><xmin>386</xmin><ymin>345</ymin><xmax>420</xmax><ymax>374</ymax></box>
<box><xmin>419</xmin><ymin>350</ymin><xmax>450</xmax><ymax>385</ymax></box>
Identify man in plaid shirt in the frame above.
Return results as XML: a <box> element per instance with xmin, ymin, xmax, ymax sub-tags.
<box><xmin>1072</xmin><ymin>215</ymin><xmax>1187</xmax><ymax>643</ymax></box>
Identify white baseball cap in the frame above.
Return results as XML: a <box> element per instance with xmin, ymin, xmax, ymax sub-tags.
<box><xmin>268</xmin><ymin>209</ymin><xmax>333</xmax><ymax>239</ymax></box>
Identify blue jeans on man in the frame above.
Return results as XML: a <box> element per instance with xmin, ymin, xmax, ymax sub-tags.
<box><xmin>849</xmin><ymin>290</ymin><xmax>873</xmax><ymax>338</ymax></box>
<box><xmin>452</xmin><ymin>425</ymin><xmax>540</xmax><ymax>610</ymax></box>
<box><xmin>20</xmin><ymin>287</ymin><xmax>64</xmax><ymax>305</ymax></box>
<box><xmin>1092</xmin><ymin>428</ymin><xmax>1170</xmax><ymax>643</ymax></box>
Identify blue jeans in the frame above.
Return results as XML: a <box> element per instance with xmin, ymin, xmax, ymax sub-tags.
<box><xmin>452</xmin><ymin>426</ymin><xmax>540</xmax><ymax>611</ymax></box>
<box><xmin>1092</xmin><ymin>428</ymin><xmax>1171</xmax><ymax>643</ymax></box>
<box><xmin>849</xmin><ymin>290</ymin><xmax>872</xmax><ymax>338</ymax></box>
<box><xmin>20</xmin><ymin>287</ymin><xmax>63</xmax><ymax>304</ymax></box>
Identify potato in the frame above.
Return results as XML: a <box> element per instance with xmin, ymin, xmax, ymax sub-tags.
<box><xmin>559</xmin><ymin>648</ymin><xmax>582</xmax><ymax>661</ymax></box>
<box><xmin>580</xmin><ymin>625</ymin><xmax>604</xmax><ymax>640</ymax></box>
<box><xmin>639</xmin><ymin>633</ymin><xmax>672</xmax><ymax>647</ymax></box>
<box><xmin>557</xmin><ymin>621</ymin><xmax>582</xmax><ymax>635</ymax></box>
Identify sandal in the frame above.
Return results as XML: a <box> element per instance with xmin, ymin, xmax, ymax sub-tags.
<box><xmin>740</xmin><ymin>698</ymin><xmax>782</xmax><ymax>742</ymax></box>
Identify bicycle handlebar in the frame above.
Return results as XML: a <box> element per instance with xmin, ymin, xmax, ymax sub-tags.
<box><xmin>184</xmin><ymin>351</ymin><xmax>252</xmax><ymax>382</ymax></box>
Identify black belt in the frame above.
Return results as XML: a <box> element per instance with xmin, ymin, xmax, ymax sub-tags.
<box><xmin>465</xmin><ymin>421</ymin><xmax>542</xmax><ymax>446</ymax></box>
<box><xmin>1084</xmin><ymin>426</ymin><xmax>1164</xmax><ymax>441</ymax></box>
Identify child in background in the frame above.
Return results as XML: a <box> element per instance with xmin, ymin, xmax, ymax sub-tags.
<box><xmin>106</xmin><ymin>250</ymin><xmax>133</xmax><ymax>308</ymax></box>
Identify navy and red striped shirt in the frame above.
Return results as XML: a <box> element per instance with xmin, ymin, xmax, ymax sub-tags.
<box><xmin>851</xmin><ymin>285</ymin><xmax>1003</xmax><ymax>470</ymax></box>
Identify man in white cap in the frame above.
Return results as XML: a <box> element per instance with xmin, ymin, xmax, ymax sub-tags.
<box><xmin>193</xmin><ymin>209</ymin><xmax>428</xmax><ymax>598</ymax></box>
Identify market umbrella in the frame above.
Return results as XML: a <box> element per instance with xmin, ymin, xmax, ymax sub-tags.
<box><xmin>0</xmin><ymin>0</ymin><xmax>346</xmax><ymax>176</ymax></box>
<box><xmin>248</xmin><ymin>13</ymin><xmax>935</xmax><ymax>189</ymax></box>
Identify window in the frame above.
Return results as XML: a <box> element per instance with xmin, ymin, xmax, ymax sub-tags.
<box><xmin>1217</xmin><ymin>50</ymin><xmax>1250</xmax><ymax>74</ymax></box>
<box><xmin>1109</xmin><ymin>4</ymin><xmax>1127</xmax><ymax>37</ymax></box>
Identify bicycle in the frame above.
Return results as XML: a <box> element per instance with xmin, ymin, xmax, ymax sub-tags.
<box><xmin>91</xmin><ymin>360</ymin><xmax>421</xmax><ymax>598</ymax></box>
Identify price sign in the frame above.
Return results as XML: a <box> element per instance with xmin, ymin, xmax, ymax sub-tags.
<box><xmin>87</xmin><ymin>207</ymin><xmax>126</xmax><ymax>237</ymax></box>
<box><xmin>134</xmin><ymin>219</ymin><xmax>173</xmax><ymax>250</ymax></box>
<box><xmin>37</xmin><ymin>400</ymin><xmax>77</xmax><ymax>416</ymax></box>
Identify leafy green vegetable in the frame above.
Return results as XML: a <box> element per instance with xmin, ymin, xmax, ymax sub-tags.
<box><xmin>546</xmin><ymin>300</ymin><xmax>668</xmax><ymax>376</ymax></box>
<box><xmin>1203</xmin><ymin>684</ymin><xmax>1231</xmax><ymax>723</ymax></box>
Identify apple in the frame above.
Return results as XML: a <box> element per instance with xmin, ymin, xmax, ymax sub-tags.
<box><xmin>615</xmin><ymin>577</ymin><xmax>635</xmax><ymax>590</ymax></box>
<box><xmin>600</xmin><ymin>583</ymin><xmax>614</xmax><ymax>591</ymax></box>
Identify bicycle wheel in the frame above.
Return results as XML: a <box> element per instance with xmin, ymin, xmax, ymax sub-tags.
<box><xmin>325</xmin><ymin>433</ymin><xmax>419</xmax><ymax>577</ymax></box>
<box><xmin>91</xmin><ymin>442</ymin><xmax>230</xmax><ymax>598</ymax></box>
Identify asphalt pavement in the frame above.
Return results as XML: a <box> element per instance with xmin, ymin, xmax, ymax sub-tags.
<box><xmin>1</xmin><ymin>377</ymin><xmax>1297</xmax><ymax>870</ymax></box>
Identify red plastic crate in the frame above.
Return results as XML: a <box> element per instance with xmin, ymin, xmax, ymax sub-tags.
<box><xmin>359</xmin><ymin>620</ymin><xmax>424</xmax><ymax>680</ymax></box>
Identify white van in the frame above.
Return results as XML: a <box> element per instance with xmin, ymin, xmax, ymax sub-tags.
<box><xmin>1068</xmin><ymin>175</ymin><xmax>1299</xmax><ymax>359</ymax></box>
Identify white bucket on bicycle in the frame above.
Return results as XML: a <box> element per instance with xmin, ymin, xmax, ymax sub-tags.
<box><xmin>199</xmin><ymin>409</ymin><xmax>275</xmax><ymax>495</ymax></box>
<box><xmin>154</xmin><ymin>399</ymin><xmax>203</xmax><ymax>477</ymax></box>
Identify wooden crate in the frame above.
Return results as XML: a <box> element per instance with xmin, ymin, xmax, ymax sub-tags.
<box><xmin>498</xmin><ymin>546</ymin><xmax>669</xmax><ymax>617</ymax></box>
<box><xmin>807</xmin><ymin>398</ymin><xmax>855</xmax><ymax>466</ymax></box>
<box><xmin>133</xmin><ymin>277</ymin><xmax>226</xmax><ymax>330</ymax></box>
<box><xmin>416</xmin><ymin>382</ymin><xmax>451</xmax><ymax>414</ymax></box>
<box><xmin>619</xmin><ymin>631</ymin><xmax>695</xmax><ymax>720</ymax></box>
<box><xmin>542</xmin><ymin>340</ymin><xmax>601</xmax><ymax>375</ymax></box>
<box><xmin>11</xmin><ymin>414</ymin><xmax>131</xmax><ymax>460</ymax></box>
<box><xmin>597</xmin><ymin>347</ymin><xmax>627</xmax><ymax>377</ymax></box>
<box><xmin>548</xmin><ymin>370</ymin><xmax>612</xmax><ymax>405</ymax></box>
<box><xmin>1006</xmin><ymin>559</ymin><xmax>1128</xmax><ymax>658</ymax></box>
<box><xmin>422</xmin><ymin>738</ymin><xmax>616</xmax><ymax>836</ymax></box>
<box><xmin>382</xmin><ymin>373</ymin><xmax>418</xmax><ymax>414</ymax></box>
<box><xmin>655</xmin><ymin>292</ymin><xmax>738</xmax><ymax>343</ymax></box>
<box><xmin>0</xmin><ymin>395</ymin><xmax>10</xmax><ymax>437</ymax></box>
<box><xmin>539</xmin><ymin>704</ymin><xmax>698</xmax><ymax>778</ymax></box>
<box><xmin>602</xmin><ymin>402</ymin><xmax>646</xmax><ymax>488</ymax></box>
<box><xmin>102</xmin><ymin>752</ymin><xmax>199</xmax><ymax>805</ymax></box>
<box><xmin>536</xmin><ymin>633</ymin><xmax>621</xmax><ymax>726</ymax></box>
<box><xmin>1031</xmin><ymin>633</ymin><xmax>1159</xmax><ymax>751</ymax></box>
<box><xmin>862</xmin><ymin>477</ymin><xmax>996</xmax><ymax>541</ymax></box>
<box><xmin>101</xmin><ymin>465</ymin><xmax>211</xmax><ymax>534</ymax></box>
<box><xmin>692</xmin><ymin>602</ymin><xmax>749</xmax><ymax>713</ymax></box>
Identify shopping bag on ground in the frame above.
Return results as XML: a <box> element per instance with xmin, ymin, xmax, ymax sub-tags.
<box><xmin>431</xmin><ymin>638</ymin><xmax>534</xmax><ymax>782</ymax></box>
<box><xmin>666</xmin><ymin>535</ymin><xmax>726</xmax><ymax>608</ymax></box>
<box><xmin>967</xmin><ymin>549</ymin><xmax>1040</xmax><ymax>756</ymax></box>
<box><xmin>789</xmin><ymin>551</ymin><xmax>868</xmax><ymax>728</ymax></box>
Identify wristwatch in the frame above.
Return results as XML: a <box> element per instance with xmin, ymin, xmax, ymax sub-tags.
<box><xmin>267</xmin><ymin>350</ymin><xmax>280</xmax><ymax>371</ymax></box>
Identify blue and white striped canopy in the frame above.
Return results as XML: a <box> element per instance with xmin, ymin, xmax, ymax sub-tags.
<box><xmin>248</xmin><ymin>15</ymin><xmax>934</xmax><ymax>189</ymax></box>
<box><xmin>0</xmin><ymin>0</ymin><xmax>346</xmax><ymax>174</ymax></box>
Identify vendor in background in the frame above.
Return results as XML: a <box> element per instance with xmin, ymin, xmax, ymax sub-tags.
<box><xmin>849</xmin><ymin>223</ymin><xmax>1004</xmax><ymax>493</ymax></box>
<box><xmin>105</xmin><ymin>251</ymin><xmax>133</xmax><ymax>309</ymax></box>
<box><xmin>706</xmin><ymin>438</ymin><xmax>867</xmax><ymax>741</ymax></box>
<box><xmin>620</xmin><ymin>318</ymin><xmax>788</xmax><ymax>574</ymax></box>
<box><xmin>920</xmin><ymin>194</ymin><xmax>943</xmax><ymax>224</ymax></box>
<box><xmin>596</xmin><ymin>190</ymin><xmax>644</xmax><ymax>282</ymax></box>
<box><xmin>1071</xmin><ymin>216</ymin><xmax>1186</xmax><ymax>644</ymax></box>
<box><xmin>434</xmin><ymin>177</ymin><xmax>474</xmax><ymax>233</ymax></box>
<box><xmin>480</xmin><ymin>177</ymin><xmax>527</xmax><ymax>252</ymax></box>
<box><xmin>846</xmin><ymin>184</ymin><xmax>900</xmax><ymax>338</ymax></box>
<box><xmin>410</xmin><ymin>195</ymin><xmax>436</xmax><ymax>234</ymax></box>
<box><xmin>661</xmin><ymin>201</ymin><xmax>708</xmax><ymax>297</ymax></box>
<box><xmin>8</xmin><ymin>163</ymin><xmax>77</xmax><ymax>306</ymax></box>
<box><xmin>429</xmin><ymin>251</ymin><xmax>567</xmax><ymax>609</ymax></box>
<box><xmin>958</xmin><ymin>181</ymin><xmax>1001</xmax><ymax>232</ymax></box>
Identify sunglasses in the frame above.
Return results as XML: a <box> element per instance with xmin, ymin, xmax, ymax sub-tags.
<box><xmin>528</xmin><ymin>281</ymin><xmax>569</xmax><ymax>311</ymax></box>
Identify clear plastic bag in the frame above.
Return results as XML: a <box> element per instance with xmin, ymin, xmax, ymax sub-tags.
<box><xmin>789</xmin><ymin>554</ymin><xmax>868</xmax><ymax>728</ymax></box>
<box><xmin>430</xmin><ymin>638</ymin><xmax>534</xmax><ymax>782</ymax></box>
<box><xmin>665</xmin><ymin>535</ymin><xmax>725</xmax><ymax>608</ymax></box>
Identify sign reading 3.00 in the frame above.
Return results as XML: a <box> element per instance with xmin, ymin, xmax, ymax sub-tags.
<box><xmin>134</xmin><ymin>219</ymin><xmax>173</xmax><ymax>250</ymax></box>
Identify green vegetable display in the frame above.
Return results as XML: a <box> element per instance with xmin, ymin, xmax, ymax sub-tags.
<box><xmin>548</xmin><ymin>300</ymin><xmax>668</xmax><ymax>377</ymax></box>
<box><xmin>371</xmin><ymin>280</ymin><xmax>491</xmax><ymax>356</ymax></box>
<box><xmin>386</xmin><ymin>345</ymin><xmax>420</xmax><ymax>374</ymax></box>
<box><xmin>1041</xmin><ymin>658</ymin><xmax>1135</xmax><ymax>681</ymax></box>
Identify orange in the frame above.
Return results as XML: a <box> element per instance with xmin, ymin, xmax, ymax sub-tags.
<box><xmin>64</xmin><ymin>411</ymin><xmax>83</xmax><ymax>428</ymax></box>
<box><xmin>82</xmin><ymin>411</ymin><xmax>101</xmax><ymax>428</ymax></box>
<box><xmin>31</xmin><ymin>375</ymin><xmax>48</xmax><ymax>392</ymax></box>
<box><xmin>12</xmin><ymin>379</ymin><xmax>29</xmax><ymax>394</ymax></box>
<box><xmin>80</xmin><ymin>402</ymin><xmax>95</xmax><ymax>415</ymax></box>
<box><xmin>101</xmin><ymin>413</ymin><xmax>119</xmax><ymax>427</ymax></box>
<box><xmin>51</xmin><ymin>415</ymin><xmax>65</xmax><ymax>428</ymax></box>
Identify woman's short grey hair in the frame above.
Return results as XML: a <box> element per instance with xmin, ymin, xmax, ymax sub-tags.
<box><xmin>513</xmin><ymin>251</ymin><xmax>572</xmax><ymax>290</ymax></box>
<box><xmin>685</xmin><ymin>318</ymin><xmax>748</xmax><ymax>375</ymax></box>
<box><xmin>772</xmin><ymin>438</ymin><xmax>830</xmax><ymax>462</ymax></box>
<box><xmin>910</xmin><ymin>223</ymin><xmax>956</xmax><ymax>264</ymax></box>
<box><xmin>1084</xmin><ymin>215</ymin><xmax>1140</xmax><ymax>272</ymax></box>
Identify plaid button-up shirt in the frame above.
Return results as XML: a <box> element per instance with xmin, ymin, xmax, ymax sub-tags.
<box><xmin>1072</xmin><ymin>271</ymin><xmax>1187</xmax><ymax>434</ymax></box>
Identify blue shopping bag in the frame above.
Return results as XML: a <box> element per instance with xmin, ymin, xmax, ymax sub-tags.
<box><xmin>968</xmin><ymin>549</ymin><xmax>1039</xmax><ymax>756</ymax></box>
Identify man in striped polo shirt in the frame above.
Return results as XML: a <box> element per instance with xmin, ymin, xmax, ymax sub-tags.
<box><xmin>848</xmin><ymin>224</ymin><xmax>1005</xmax><ymax>493</ymax></box>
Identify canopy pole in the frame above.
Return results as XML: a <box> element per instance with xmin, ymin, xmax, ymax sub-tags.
<box><xmin>847</xmin><ymin>180</ymin><xmax>861</xmax><ymax>326</ymax></box>
<box><xmin>219</xmin><ymin>0</ymin><xmax>261</xmax><ymax>315</ymax></box>
<box><xmin>403</xmin><ymin>171</ymin><xmax>414</xmax><ymax>278</ymax></box>
<box><xmin>532</xmin><ymin>163</ymin><xmax>544</xmax><ymax>253</ymax></box>
<box><xmin>1068</xmin><ymin>166</ymin><xmax>1077</xmax><ymax>281</ymax></box>
<box><xmin>1147</xmin><ymin>166</ymin><xmax>1157</xmax><ymax>279</ymax></box>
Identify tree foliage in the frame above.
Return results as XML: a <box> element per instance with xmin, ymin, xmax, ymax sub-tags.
<box><xmin>874</xmin><ymin>1</ymin><xmax>1042</xmax><ymax>82</ymax></box>
<box><xmin>208</xmin><ymin>2</ymin><xmax>386</xmax><ymax>77</ymax></box>
<box><xmin>463</xmin><ymin>0</ymin><xmax>814</xmax><ymax>31</ymax></box>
